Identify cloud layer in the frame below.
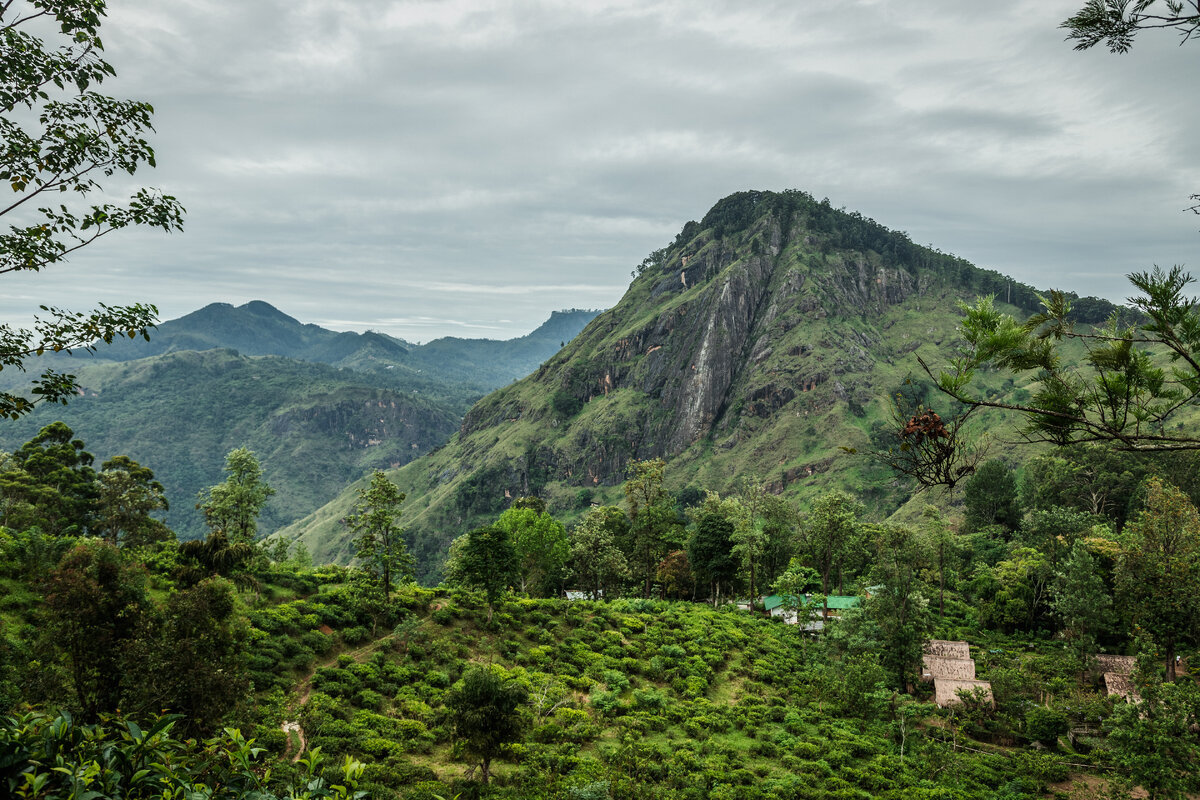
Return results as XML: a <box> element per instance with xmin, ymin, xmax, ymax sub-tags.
<box><xmin>4</xmin><ymin>0</ymin><xmax>1196</xmax><ymax>340</ymax></box>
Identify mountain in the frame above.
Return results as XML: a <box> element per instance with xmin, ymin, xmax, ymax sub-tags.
<box><xmin>401</xmin><ymin>309</ymin><xmax>605</xmax><ymax>387</ymax></box>
<box><xmin>278</xmin><ymin>189</ymin><xmax>1120</xmax><ymax>577</ymax></box>
<box><xmin>89</xmin><ymin>299</ymin><xmax>411</xmax><ymax>364</ymax></box>
<box><xmin>93</xmin><ymin>301</ymin><xmax>601</xmax><ymax>394</ymax></box>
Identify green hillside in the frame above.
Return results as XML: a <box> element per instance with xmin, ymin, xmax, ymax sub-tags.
<box><xmin>280</xmin><ymin>190</ymin><xmax>1119</xmax><ymax>578</ymax></box>
<box><xmin>0</xmin><ymin>349</ymin><xmax>461</xmax><ymax>540</ymax></box>
<box><xmin>0</xmin><ymin>550</ymin><xmax>1142</xmax><ymax>800</ymax></box>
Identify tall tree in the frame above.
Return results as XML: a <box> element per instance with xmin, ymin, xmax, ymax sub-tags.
<box><xmin>861</xmin><ymin>523</ymin><xmax>934</xmax><ymax>692</ymax></box>
<box><xmin>623</xmin><ymin>458</ymin><xmax>682</xmax><ymax>598</ymax></box>
<box><xmin>1052</xmin><ymin>541</ymin><xmax>1114</xmax><ymax>676</ymax></box>
<box><xmin>731</xmin><ymin>479</ymin><xmax>769</xmax><ymax>607</ymax></box>
<box><xmin>496</xmin><ymin>502</ymin><xmax>568</xmax><ymax>596</ymax></box>
<box><xmin>0</xmin><ymin>0</ymin><xmax>183</xmax><ymax>421</ymax></box>
<box><xmin>95</xmin><ymin>455</ymin><xmax>170</xmax><ymax>548</ymax></box>
<box><xmin>457</xmin><ymin>525</ymin><xmax>517</xmax><ymax>623</ymax></box>
<box><xmin>568</xmin><ymin>505</ymin><xmax>629</xmax><ymax>601</ymax></box>
<box><xmin>759</xmin><ymin>492</ymin><xmax>797</xmax><ymax>590</ymax></box>
<box><xmin>42</xmin><ymin>540</ymin><xmax>148</xmax><ymax>721</ymax></box>
<box><xmin>962</xmin><ymin>459</ymin><xmax>1021</xmax><ymax>534</ymax></box>
<box><xmin>0</xmin><ymin>421</ymin><xmax>97</xmax><ymax>535</ymax></box>
<box><xmin>446</xmin><ymin>665</ymin><xmax>527</xmax><ymax>785</ymax></box>
<box><xmin>799</xmin><ymin>491</ymin><xmax>862</xmax><ymax>617</ymax></box>
<box><xmin>344</xmin><ymin>471</ymin><xmax>413</xmax><ymax>601</ymax></box>
<box><xmin>197</xmin><ymin>447</ymin><xmax>273</xmax><ymax>544</ymax></box>
<box><xmin>918</xmin><ymin>505</ymin><xmax>962</xmax><ymax>620</ymax></box>
<box><xmin>686</xmin><ymin>491</ymin><xmax>740</xmax><ymax>606</ymax></box>
<box><xmin>1115</xmin><ymin>478</ymin><xmax>1200</xmax><ymax>680</ymax></box>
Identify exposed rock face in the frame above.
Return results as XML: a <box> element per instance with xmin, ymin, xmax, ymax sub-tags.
<box><xmin>494</xmin><ymin>198</ymin><xmax>922</xmax><ymax>486</ymax></box>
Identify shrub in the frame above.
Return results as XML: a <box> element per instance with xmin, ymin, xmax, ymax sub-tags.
<box><xmin>342</xmin><ymin>626</ymin><xmax>371</xmax><ymax>646</ymax></box>
<box><xmin>601</xmin><ymin>669</ymin><xmax>629</xmax><ymax>693</ymax></box>
<box><xmin>1025</xmin><ymin>706</ymin><xmax>1069</xmax><ymax>748</ymax></box>
<box><xmin>422</xmin><ymin>669</ymin><xmax>450</xmax><ymax>688</ymax></box>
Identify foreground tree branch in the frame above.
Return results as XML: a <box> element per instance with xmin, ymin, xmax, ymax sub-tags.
<box><xmin>923</xmin><ymin>267</ymin><xmax>1200</xmax><ymax>453</ymax></box>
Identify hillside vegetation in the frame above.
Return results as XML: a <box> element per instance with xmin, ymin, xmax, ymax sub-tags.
<box><xmin>281</xmin><ymin>190</ymin><xmax>1119</xmax><ymax>578</ymax></box>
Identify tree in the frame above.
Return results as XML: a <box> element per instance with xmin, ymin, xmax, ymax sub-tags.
<box><xmin>1063</xmin><ymin>0</ymin><xmax>1200</xmax><ymax>52</ymax></box>
<box><xmin>41</xmin><ymin>540</ymin><xmax>148</xmax><ymax>721</ymax></box>
<box><xmin>918</xmin><ymin>505</ymin><xmax>962</xmax><ymax>619</ymax></box>
<box><xmin>344</xmin><ymin>471</ymin><xmax>413</xmax><ymax>601</ymax></box>
<box><xmin>962</xmin><ymin>459</ymin><xmax>1021</xmax><ymax>534</ymax></box>
<box><xmin>686</xmin><ymin>492</ymin><xmax>740</xmax><ymax>606</ymax></box>
<box><xmin>1115</xmin><ymin>478</ymin><xmax>1200</xmax><ymax>680</ymax></box>
<box><xmin>1104</xmin><ymin>640</ymin><xmax>1200</xmax><ymax>800</ymax></box>
<box><xmin>656</xmin><ymin>549</ymin><xmax>693</xmax><ymax>599</ymax></box>
<box><xmin>95</xmin><ymin>455</ymin><xmax>170</xmax><ymax>547</ymax></box>
<box><xmin>446</xmin><ymin>665</ymin><xmax>527</xmax><ymax>785</ymax></box>
<box><xmin>976</xmin><ymin>546</ymin><xmax>1054</xmax><ymax>633</ymax></box>
<box><xmin>623</xmin><ymin>458</ymin><xmax>682</xmax><ymax>598</ymax></box>
<box><xmin>758</xmin><ymin>492</ymin><xmax>797</xmax><ymax>590</ymax></box>
<box><xmin>861</xmin><ymin>524</ymin><xmax>934</xmax><ymax>692</ymax></box>
<box><xmin>0</xmin><ymin>0</ymin><xmax>184</xmax><ymax>421</ymax></box>
<box><xmin>730</xmin><ymin>479</ymin><xmax>769</xmax><ymax>607</ymax></box>
<box><xmin>1051</xmin><ymin>541</ymin><xmax>1114</xmax><ymax>676</ymax></box>
<box><xmin>0</xmin><ymin>421</ymin><xmax>97</xmax><ymax>535</ymax></box>
<box><xmin>927</xmin><ymin>270</ymin><xmax>1200</xmax><ymax>455</ymax></box>
<box><xmin>457</xmin><ymin>525</ymin><xmax>517</xmax><ymax>623</ymax></box>
<box><xmin>1021</xmin><ymin>446</ymin><xmax>1152</xmax><ymax>528</ymax></box>
<box><xmin>496</xmin><ymin>502</ymin><xmax>568</xmax><ymax>596</ymax></box>
<box><xmin>1019</xmin><ymin>507</ymin><xmax>1097</xmax><ymax>568</ymax></box>
<box><xmin>124</xmin><ymin>577</ymin><xmax>249</xmax><ymax>738</ymax></box>
<box><xmin>798</xmin><ymin>490</ymin><xmax>862</xmax><ymax>617</ymax></box>
<box><xmin>568</xmin><ymin>505</ymin><xmax>629</xmax><ymax>600</ymax></box>
<box><xmin>197</xmin><ymin>447</ymin><xmax>273</xmax><ymax>544</ymax></box>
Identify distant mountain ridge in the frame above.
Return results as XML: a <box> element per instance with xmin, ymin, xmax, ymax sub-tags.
<box><xmin>95</xmin><ymin>301</ymin><xmax>601</xmax><ymax>391</ymax></box>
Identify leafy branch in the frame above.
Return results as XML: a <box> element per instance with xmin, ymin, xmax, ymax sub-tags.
<box><xmin>922</xmin><ymin>266</ymin><xmax>1200</xmax><ymax>452</ymax></box>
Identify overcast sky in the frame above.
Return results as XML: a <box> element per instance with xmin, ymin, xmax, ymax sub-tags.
<box><xmin>5</xmin><ymin>0</ymin><xmax>1198</xmax><ymax>341</ymax></box>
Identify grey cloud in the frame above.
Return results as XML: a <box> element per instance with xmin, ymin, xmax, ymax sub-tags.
<box><xmin>3</xmin><ymin>0</ymin><xmax>1194</xmax><ymax>341</ymax></box>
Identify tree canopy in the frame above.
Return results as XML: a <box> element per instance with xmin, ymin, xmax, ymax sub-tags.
<box><xmin>0</xmin><ymin>0</ymin><xmax>183</xmax><ymax>420</ymax></box>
